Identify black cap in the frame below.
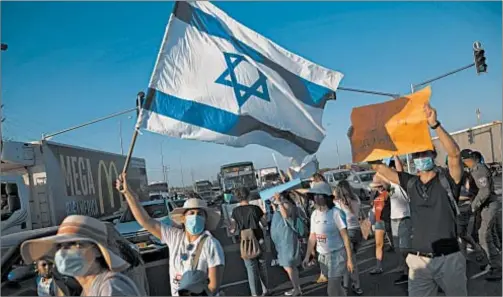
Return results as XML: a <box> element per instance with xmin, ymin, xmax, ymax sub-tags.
<box><xmin>460</xmin><ymin>149</ymin><xmax>473</xmax><ymax>160</ymax></box>
<box><xmin>471</xmin><ymin>151</ymin><xmax>483</xmax><ymax>161</ymax></box>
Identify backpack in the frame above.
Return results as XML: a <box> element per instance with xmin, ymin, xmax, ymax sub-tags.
<box><xmin>283</xmin><ymin>206</ymin><xmax>307</xmax><ymax>237</ymax></box>
<box><xmin>406</xmin><ymin>167</ymin><xmax>460</xmax><ymax>222</ymax></box>
<box><xmin>240</xmin><ymin>229</ymin><xmax>261</xmax><ymax>260</ymax></box>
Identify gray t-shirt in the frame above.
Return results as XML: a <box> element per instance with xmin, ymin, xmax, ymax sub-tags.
<box><xmin>85</xmin><ymin>271</ymin><xmax>141</xmax><ymax>296</ymax></box>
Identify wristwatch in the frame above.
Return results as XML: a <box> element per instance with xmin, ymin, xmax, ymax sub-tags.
<box><xmin>430</xmin><ymin>121</ymin><xmax>441</xmax><ymax>129</ymax></box>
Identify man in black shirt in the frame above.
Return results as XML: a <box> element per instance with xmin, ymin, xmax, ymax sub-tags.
<box><xmin>357</xmin><ymin>103</ymin><xmax>467</xmax><ymax>296</ymax></box>
<box><xmin>230</xmin><ymin>187</ymin><xmax>270</xmax><ymax>296</ymax></box>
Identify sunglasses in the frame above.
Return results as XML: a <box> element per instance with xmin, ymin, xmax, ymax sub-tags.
<box><xmin>180</xmin><ymin>243</ymin><xmax>195</xmax><ymax>261</ymax></box>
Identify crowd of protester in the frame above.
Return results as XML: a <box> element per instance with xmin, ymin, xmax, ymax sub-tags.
<box><xmin>19</xmin><ymin>102</ymin><xmax>502</xmax><ymax>296</ymax></box>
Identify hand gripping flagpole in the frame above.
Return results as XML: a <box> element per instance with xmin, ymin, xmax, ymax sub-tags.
<box><xmin>121</xmin><ymin>91</ymin><xmax>146</xmax><ymax>175</ymax></box>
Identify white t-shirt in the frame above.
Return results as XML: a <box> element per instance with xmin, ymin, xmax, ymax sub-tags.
<box><xmin>334</xmin><ymin>198</ymin><xmax>361</xmax><ymax>230</ymax></box>
<box><xmin>389</xmin><ymin>182</ymin><xmax>411</xmax><ymax>220</ymax></box>
<box><xmin>86</xmin><ymin>271</ymin><xmax>141</xmax><ymax>296</ymax></box>
<box><xmin>161</xmin><ymin>224</ymin><xmax>225</xmax><ymax>296</ymax></box>
<box><xmin>310</xmin><ymin>208</ymin><xmax>347</xmax><ymax>254</ymax></box>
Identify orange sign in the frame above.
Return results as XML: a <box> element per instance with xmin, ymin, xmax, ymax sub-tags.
<box><xmin>350</xmin><ymin>86</ymin><xmax>434</xmax><ymax>163</ymax></box>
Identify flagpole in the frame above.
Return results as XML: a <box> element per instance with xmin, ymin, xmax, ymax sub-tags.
<box><xmin>122</xmin><ymin>91</ymin><xmax>145</xmax><ymax>175</ymax></box>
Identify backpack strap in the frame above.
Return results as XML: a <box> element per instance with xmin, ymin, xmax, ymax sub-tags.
<box><xmin>192</xmin><ymin>234</ymin><xmax>209</xmax><ymax>270</ymax></box>
<box><xmin>434</xmin><ymin>167</ymin><xmax>460</xmax><ymax>217</ymax></box>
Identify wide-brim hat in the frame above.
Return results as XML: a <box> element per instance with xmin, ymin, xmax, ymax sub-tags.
<box><xmin>307</xmin><ymin>182</ymin><xmax>333</xmax><ymax>196</ymax></box>
<box><xmin>177</xmin><ymin>270</ymin><xmax>210</xmax><ymax>295</ymax></box>
<box><xmin>170</xmin><ymin>198</ymin><xmax>221</xmax><ymax>230</ymax></box>
<box><xmin>20</xmin><ymin>215</ymin><xmax>129</xmax><ymax>272</ymax></box>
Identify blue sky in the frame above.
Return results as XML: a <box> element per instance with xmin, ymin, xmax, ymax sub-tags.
<box><xmin>2</xmin><ymin>1</ymin><xmax>502</xmax><ymax>186</ymax></box>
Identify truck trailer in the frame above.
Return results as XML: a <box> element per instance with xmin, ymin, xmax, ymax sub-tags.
<box><xmin>432</xmin><ymin>121</ymin><xmax>502</xmax><ymax>166</ymax></box>
<box><xmin>1</xmin><ymin>140</ymin><xmax>148</xmax><ymax>235</ymax></box>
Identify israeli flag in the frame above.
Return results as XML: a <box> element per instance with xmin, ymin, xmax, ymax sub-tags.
<box><xmin>140</xmin><ymin>1</ymin><xmax>344</xmax><ymax>162</ymax></box>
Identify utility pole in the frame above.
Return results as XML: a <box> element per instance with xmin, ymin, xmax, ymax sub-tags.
<box><xmin>476</xmin><ymin>108</ymin><xmax>481</xmax><ymax>125</ymax></box>
<box><xmin>160</xmin><ymin>142</ymin><xmax>167</xmax><ymax>182</ymax></box>
<box><xmin>335</xmin><ymin>141</ymin><xmax>341</xmax><ymax>168</ymax></box>
<box><xmin>179</xmin><ymin>154</ymin><xmax>185</xmax><ymax>188</ymax></box>
<box><xmin>408</xmin><ymin>41</ymin><xmax>488</xmax><ymax>173</ymax></box>
<box><xmin>119</xmin><ymin>120</ymin><xmax>124</xmax><ymax>155</ymax></box>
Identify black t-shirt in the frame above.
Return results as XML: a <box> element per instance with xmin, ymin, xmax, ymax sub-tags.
<box><xmin>398</xmin><ymin>171</ymin><xmax>461</xmax><ymax>253</ymax></box>
<box><xmin>232</xmin><ymin>204</ymin><xmax>265</xmax><ymax>241</ymax></box>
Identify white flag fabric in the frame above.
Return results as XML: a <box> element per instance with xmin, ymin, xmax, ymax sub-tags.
<box><xmin>140</xmin><ymin>1</ymin><xmax>344</xmax><ymax>162</ymax></box>
<box><xmin>288</xmin><ymin>154</ymin><xmax>320</xmax><ymax>179</ymax></box>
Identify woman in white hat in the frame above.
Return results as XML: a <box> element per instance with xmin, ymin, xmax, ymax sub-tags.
<box><xmin>20</xmin><ymin>215</ymin><xmax>141</xmax><ymax>296</ymax></box>
<box><xmin>302</xmin><ymin>182</ymin><xmax>354</xmax><ymax>296</ymax></box>
<box><xmin>116</xmin><ymin>173</ymin><xmax>225</xmax><ymax>296</ymax></box>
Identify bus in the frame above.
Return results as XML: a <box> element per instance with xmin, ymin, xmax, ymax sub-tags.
<box><xmin>193</xmin><ymin>180</ymin><xmax>213</xmax><ymax>201</ymax></box>
<box><xmin>219</xmin><ymin>162</ymin><xmax>258</xmax><ymax>192</ymax></box>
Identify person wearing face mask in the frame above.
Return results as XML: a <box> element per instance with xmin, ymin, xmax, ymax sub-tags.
<box><xmin>20</xmin><ymin>215</ymin><xmax>141</xmax><ymax>296</ymax></box>
<box><xmin>303</xmin><ymin>182</ymin><xmax>354</xmax><ymax>297</ymax></box>
<box><xmin>116</xmin><ymin>173</ymin><xmax>225</xmax><ymax>296</ymax></box>
<box><xmin>353</xmin><ymin>103</ymin><xmax>467</xmax><ymax>296</ymax></box>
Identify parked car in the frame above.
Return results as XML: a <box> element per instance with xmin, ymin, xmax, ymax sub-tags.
<box><xmin>346</xmin><ymin>170</ymin><xmax>376</xmax><ymax>200</ymax></box>
<box><xmin>323</xmin><ymin>169</ymin><xmax>351</xmax><ymax>188</ymax></box>
<box><xmin>114</xmin><ymin>200</ymin><xmax>173</xmax><ymax>254</ymax></box>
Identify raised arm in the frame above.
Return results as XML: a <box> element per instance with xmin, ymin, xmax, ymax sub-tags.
<box><xmin>394</xmin><ymin>155</ymin><xmax>404</xmax><ymax>172</ymax></box>
<box><xmin>116</xmin><ymin>173</ymin><xmax>162</xmax><ymax>239</ymax></box>
<box><xmin>370</xmin><ymin>162</ymin><xmax>400</xmax><ymax>185</ymax></box>
<box><xmin>424</xmin><ymin>103</ymin><xmax>462</xmax><ymax>184</ymax></box>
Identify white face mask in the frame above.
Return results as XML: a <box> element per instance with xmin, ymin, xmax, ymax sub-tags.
<box><xmin>54</xmin><ymin>248</ymin><xmax>93</xmax><ymax>277</ymax></box>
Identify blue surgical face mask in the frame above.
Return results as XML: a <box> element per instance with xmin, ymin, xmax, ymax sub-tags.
<box><xmin>185</xmin><ymin>214</ymin><xmax>205</xmax><ymax>235</ymax></box>
<box><xmin>414</xmin><ymin>157</ymin><xmax>435</xmax><ymax>172</ymax></box>
<box><xmin>54</xmin><ymin>248</ymin><xmax>93</xmax><ymax>277</ymax></box>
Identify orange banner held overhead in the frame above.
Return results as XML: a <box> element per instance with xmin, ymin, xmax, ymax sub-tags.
<box><xmin>350</xmin><ymin>86</ymin><xmax>434</xmax><ymax>163</ymax></box>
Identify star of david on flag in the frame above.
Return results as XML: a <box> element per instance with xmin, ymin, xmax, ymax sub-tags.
<box><xmin>139</xmin><ymin>1</ymin><xmax>344</xmax><ymax>163</ymax></box>
<box><xmin>215</xmin><ymin>52</ymin><xmax>270</xmax><ymax>108</ymax></box>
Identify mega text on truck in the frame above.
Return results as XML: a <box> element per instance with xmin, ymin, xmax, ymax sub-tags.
<box><xmin>1</xmin><ymin>140</ymin><xmax>148</xmax><ymax>235</ymax></box>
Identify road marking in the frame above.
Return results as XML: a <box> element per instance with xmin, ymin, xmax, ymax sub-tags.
<box><xmin>356</xmin><ymin>257</ymin><xmax>376</xmax><ymax>266</ymax></box>
<box><xmin>220</xmin><ymin>279</ymin><xmax>249</xmax><ymax>289</ymax></box>
<box><xmin>470</xmin><ymin>268</ymin><xmax>490</xmax><ymax>280</ymax></box>
<box><xmin>382</xmin><ymin>267</ymin><xmax>402</xmax><ymax>275</ymax></box>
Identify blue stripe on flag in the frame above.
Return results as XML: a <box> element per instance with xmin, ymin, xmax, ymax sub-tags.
<box><xmin>147</xmin><ymin>89</ymin><xmax>321</xmax><ymax>154</ymax></box>
<box><xmin>150</xmin><ymin>90</ymin><xmax>238</xmax><ymax>134</ymax></box>
<box><xmin>173</xmin><ymin>2</ymin><xmax>335</xmax><ymax>108</ymax></box>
